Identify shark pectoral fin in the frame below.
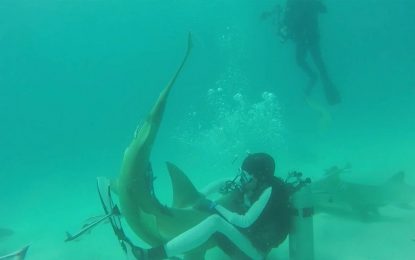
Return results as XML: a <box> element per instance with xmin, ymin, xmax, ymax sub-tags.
<box><xmin>166</xmin><ymin>161</ymin><xmax>204</xmax><ymax>208</ymax></box>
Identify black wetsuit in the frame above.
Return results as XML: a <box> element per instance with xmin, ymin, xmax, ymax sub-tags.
<box><xmin>284</xmin><ymin>0</ymin><xmax>341</xmax><ymax>105</ymax></box>
<box><xmin>215</xmin><ymin>177</ymin><xmax>291</xmax><ymax>258</ymax></box>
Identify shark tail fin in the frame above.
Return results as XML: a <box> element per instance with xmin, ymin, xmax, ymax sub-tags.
<box><xmin>166</xmin><ymin>161</ymin><xmax>203</xmax><ymax>208</ymax></box>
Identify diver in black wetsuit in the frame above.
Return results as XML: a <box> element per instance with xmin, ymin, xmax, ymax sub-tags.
<box><xmin>263</xmin><ymin>0</ymin><xmax>341</xmax><ymax>105</ymax></box>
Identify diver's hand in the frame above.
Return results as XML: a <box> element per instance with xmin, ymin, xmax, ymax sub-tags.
<box><xmin>193</xmin><ymin>198</ymin><xmax>217</xmax><ymax>213</ymax></box>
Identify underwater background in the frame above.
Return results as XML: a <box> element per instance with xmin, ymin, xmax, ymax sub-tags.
<box><xmin>1</xmin><ymin>0</ymin><xmax>414</xmax><ymax>259</ymax></box>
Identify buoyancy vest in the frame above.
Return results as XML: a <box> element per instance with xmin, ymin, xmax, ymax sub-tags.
<box><xmin>242</xmin><ymin>177</ymin><xmax>292</xmax><ymax>252</ymax></box>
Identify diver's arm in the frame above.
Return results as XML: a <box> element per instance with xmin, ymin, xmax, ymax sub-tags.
<box><xmin>214</xmin><ymin>187</ymin><xmax>272</xmax><ymax>228</ymax></box>
<box><xmin>200</xmin><ymin>178</ymin><xmax>231</xmax><ymax>197</ymax></box>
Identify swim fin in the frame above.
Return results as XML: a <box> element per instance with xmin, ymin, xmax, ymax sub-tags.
<box><xmin>322</xmin><ymin>78</ymin><xmax>341</xmax><ymax>105</ymax></box>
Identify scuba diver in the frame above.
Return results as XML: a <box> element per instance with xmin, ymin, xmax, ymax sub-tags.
<box><xmin>263</xmin><ymin>0</ymin><xmax>341</xmax><ymax>105</ymax></box>
<box><xmin>130</xmin><ymin>153</ymin><xmax>292</xmax><ymax>259</ymax></box>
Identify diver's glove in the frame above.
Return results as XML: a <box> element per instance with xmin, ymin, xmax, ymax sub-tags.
<box><xmin>193</xmin><ymin>197</ymin><xmax>217</xmax><ymax>213</ymax></box>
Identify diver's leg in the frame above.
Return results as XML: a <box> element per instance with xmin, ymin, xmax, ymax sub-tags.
<box><xmin>309</xmin><ymin>40</ymin><xmax>341</xmax><ymax>105</ymax></box>
<box><xmin>165</xmin><ymin>215</ymin><xmax>263</xmax><ymax>260</ymax></box>
<box><xmin>308</xmin><ymin>39</ymin><xmax>328</xmax><ymax>79</ymax></box>
<box><xmin>295</xmin><ymin>41</ymin><xmax>317</xmax><ymax>95</ymax></box>
<box><xmin>214</xmin><ymin>233</ymin><xmax>252</xmax><ymax>260</ymax></box>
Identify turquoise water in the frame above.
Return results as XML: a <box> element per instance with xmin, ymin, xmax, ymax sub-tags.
<box><xmin>1</xmin><ymin>0</ymin><xmax>414</xmax><ymax>259</ymax></box>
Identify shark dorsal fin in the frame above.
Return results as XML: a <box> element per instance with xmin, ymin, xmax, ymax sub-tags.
<box><xmin>166</xmin><ymin>162</ymin><xmax>203</xmax><ymax>208</ymax></box>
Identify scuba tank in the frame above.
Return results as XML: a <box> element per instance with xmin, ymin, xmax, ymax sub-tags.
<box><xmin>286</xmin><ymin>171</ymin><xmax>314</xmax><ymax>260</ymax></box>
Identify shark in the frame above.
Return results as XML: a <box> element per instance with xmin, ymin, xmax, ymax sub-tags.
<box><xmin>0</xmin><ymin>245</ymin><xmax>30</xmax><ymax>260</ymax></box>
<box><xmin>113</xmin><ymin>33</ymin><xmax>239</xmax><ymax>258</ymax></box>
<box><xmin>311</xmin><ymin>165</ymin><xmax>415</xmax><ymax>220</ymax></box>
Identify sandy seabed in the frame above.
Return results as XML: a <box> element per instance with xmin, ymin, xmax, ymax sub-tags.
<box><xmin>1</xmin><ymin>164</ymin><xmax>414</xmax><ymax>260</ymax></box>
